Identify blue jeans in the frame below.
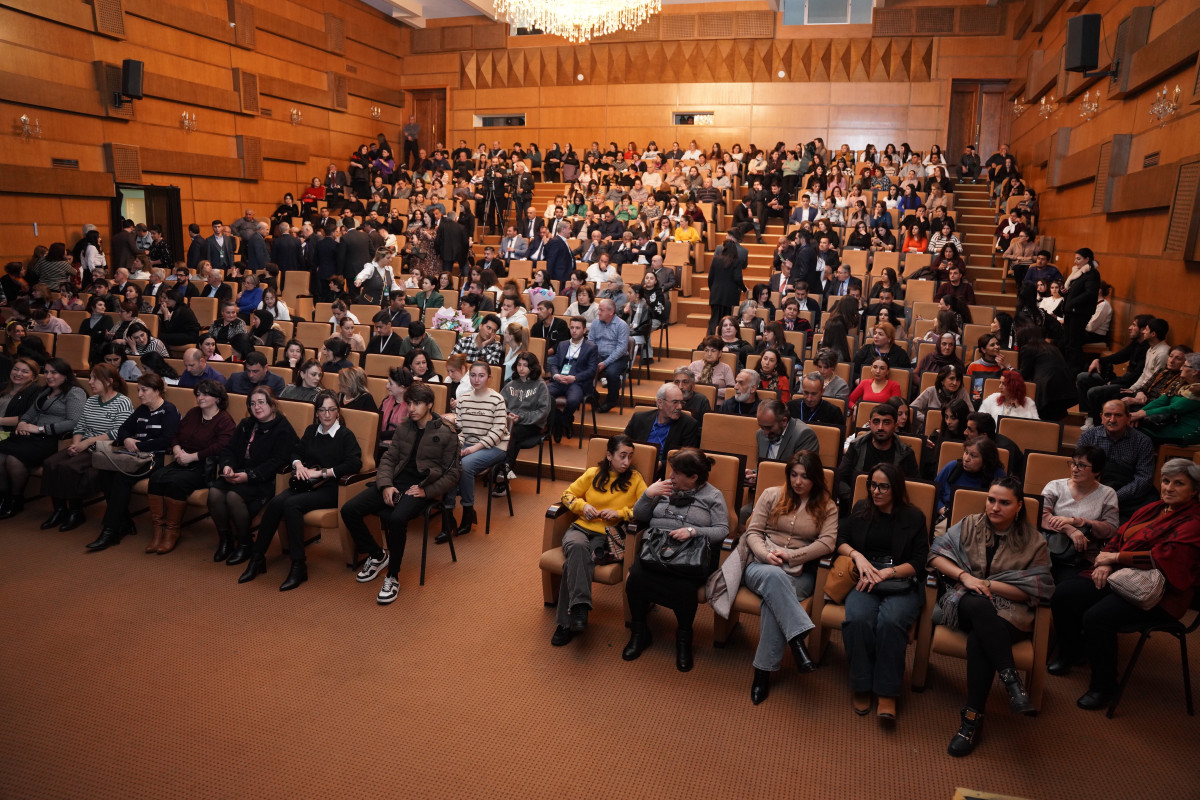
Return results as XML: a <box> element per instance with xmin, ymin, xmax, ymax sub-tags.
<box><xmin>444</xmin><ymin>447</ymin><xmax>506</xmax><ymax>509</ymax></box>
<box><xmin>743</xmin><ymin>561</ymin><xmax>816</xmax><ymax>672</ymax></box>
<box><xmin>842</xmin><ymin>586</ymin><xmax>924</xmax><ymax>697</ymax></box>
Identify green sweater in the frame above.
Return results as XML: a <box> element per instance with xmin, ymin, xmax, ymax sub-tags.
<box><xmin>1140</xmin><ymin>387</ymin><xmax>1200</xmax><ymax>444</ymax></box>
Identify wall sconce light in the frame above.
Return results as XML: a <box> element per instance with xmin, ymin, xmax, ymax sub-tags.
<box><xmin>1079</xmin><ymin>90</ymin><xmax>1100</xmax><ymax>122</ymax></box>
<box><xmin>1150</xmin><ymin>84</ymin><xmax>1181</xmax><ymax>127</ymax></box>
<box><xmin>290</xmin><ymin>107</ymin><xmax>303</xmax><ymax>126</ymax></box>
<box><xmin>1038</xmin><ymin>95</ymin><xmax>1057</xmax><ymax>119</ymax></box>
<box><xmin>17</xmin><ymin>113</ymin><xmax>42</xmax><ymax>139</ymax></box>
<box><xmin>1011</xmin><ymin>97</ymin><xmax>1027</xmax><ymax>118</ymax></box>
<box><xmin>180</xmin><ymin>111</ymin><xmax>198</xmax><ymax>133</ymax></box>
<box><xmin>370</xmin><ymin>106</ymin><xmax>382</xmax><ymax>120</ymax></box>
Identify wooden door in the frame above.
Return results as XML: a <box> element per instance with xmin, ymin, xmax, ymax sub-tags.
<box><xmin>411</xmin><ymin>89</ymin><xmax>447</xmax><ymax>155</ymax></box>
<box><xmin>947</xmin><ymin>81</ymin><xmax>1010</xmax><ymax>163</ymax></box>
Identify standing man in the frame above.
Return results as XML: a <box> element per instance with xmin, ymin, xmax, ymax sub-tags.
<box><xmin>271</xmin><ymin>222</ymin><xmax>304</xmax><ymax>271</ymax></box>
<box><xmin>244</xmin><ymin>222</ymin><xmax>270</xmax><ymax>271</ymax></box>
<box><xmin>402</xmin><ymin>114</ymin><xmax>420</xmax><ymax>170</ymax></box>
<box><xmin>186</xmin><ymin>223</ymin><xmax>207</xmax><ymax>271</ymax></box>
<box><xmin>206</xmin><ymin>220</ymin><xmax>235</xmax><ymax>273</ymax></box>
<box><xmin>510</xmin><ymin>160</ymin><xmax>535</xmax><ymax>223</ymax></box>
<box><xmin>433</xmin><ymin>210</ymin><xmax>470</xmax><ymax>275</ymax></box>
<box><xmin>543</xmin><ymin>226</ymin><xmax>573</xmax><ymax>290</ymax></box>
<box><xmin>110</xmin><ymin>218</ymin><xmax>140</xmax><ymax>274</ymax></box>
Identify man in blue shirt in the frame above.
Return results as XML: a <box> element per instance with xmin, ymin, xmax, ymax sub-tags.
<box><xmin>225</xmin><ymin>352</ymin><xmax>286</xmax><ymax>396</ymax></box>
<box><xmin>177</xmin><ymin>348</ymin><xmax>227</xmax><ymax>389</ymax></box>
<box><xmin>589</xmin><ymin>299</ymin><xmax>630</xmax><ymax>414</ymax></box>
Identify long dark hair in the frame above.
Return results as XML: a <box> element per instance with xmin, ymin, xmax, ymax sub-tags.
<box><xmin>853</xmin><ymin>461</ymin><xmax>911</xmax><ymax>522</ymax></box>
<box><xmin>592</xmin><ymin>434</ymin><xmax>635</xmax><ymax>493</ymax></box>
<box><xmin>986</xmin><ymin>476</ymin><xmax>1035</xmax><ymax>550</ymax></box>
<box><xmin>769</xmin><ymin>451</ymin><xmax>829</xmax><ymax>530</ymax></box>
<box><xmin>962</xmin><ymin>436</ymin><xmax>1002</xmax><ymax>481</ymax></box>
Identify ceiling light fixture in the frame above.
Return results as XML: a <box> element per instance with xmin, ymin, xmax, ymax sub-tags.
<box><xmin>495</xmin><ymin>0</ymin><xmax>661</xmax><ymax>44</ymax></box>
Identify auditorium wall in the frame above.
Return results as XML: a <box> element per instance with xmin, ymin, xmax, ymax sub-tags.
<box><xmin>1004</xmin><ymin>0</ymin><xmax>1200</xmax><ymax>348</ymax></box>
<box><xmin>0</xmin><ymin>0</ymin><xmax>408</xmax><ymax>266</ymax></box>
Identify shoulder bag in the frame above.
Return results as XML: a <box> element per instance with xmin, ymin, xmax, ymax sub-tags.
<box><xmin>91</xmin><ymin>439</ymin><xmax>155</xmax><ymax>478</ymax></box>
<box><xmin>1106</xmin><ymin>567</ymin><xmax>1166</xmax><ymax>611</ymax></box>
<box><xmin>639</xmin><ymin>527</ymin><xmax>711</xmax><ymax>579</ymax></box>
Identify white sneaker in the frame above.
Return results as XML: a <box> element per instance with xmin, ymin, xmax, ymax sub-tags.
<box><xmin>356</xmin><ymin>551</ymin><xmax>389</xmax><ymax>583</ymax></box>
<box><xmin>506</xmin><ymin>468</ymin><xmax>517</xmax><ymax>481</ymax></box>
<box><xmin>1079</xmin><ymin>417</ymin><xmax>1096</xmax><ymax>431</ymax></box>
<box><xmin>376</xmin><ymin>576</ymin><xmax>399</xmax><ymax>604</ymax></box>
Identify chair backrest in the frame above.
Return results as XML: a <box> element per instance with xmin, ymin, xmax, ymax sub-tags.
<box><xmin>275</xmin><ymin>398</ymin><xmax>315</xmax><ymax>441</ymax></box>
<box><xmin>56</xmin><ymin>333</ymin><xmax>91</xmax><ymax>372</ymax></box>
<box><xmin>854</xmin><ymin>401</ymin><xmax>880</xmax><ymax>429</ymax></box>
<box><xmin>699</xmin><ymin>413</ymin><xmax>761</xmax><ymax>468</ymax></box>
<box><xmin>757</xmin><ymin>461</ymin><xmax>835</xmax><ymax>498</ymax></box>
<box><xmin>802</xmin><ymin>360</ymin><xmax>851</xmax><ymax>383</ymax></box>
<box><xmin>584</xmin><ymin>437</ymin><xmax>657</xmax><ymax>490</ymax></box>
<box><xmin>924</xmin><ymin>407</ymin><xmax>943</xmax><ymax>438</ymax></box>
<box><xmin>208</xmin><ymin>361</ymin><xmax>241</xmax><ymax>380</ymax></box>
<box><xmin>949</xmin><ymin>487</ymin><xmax>1041</xmax><ymax>528</ymax></box>
<box><xmin>364</xmin><ymin>354</ymin><xmax>407</xmax><ymax>379</ymax></box>
<box><xmin>1023</xmin><ymin>452</ymin><xmax>1072</xmax><ymax>497</ymax></box>
<box><xmin>340</xmin><ymin>407</ymin><xmax>380</xmax><ymax>472</ymax></box>
<box><xmin>851</xmin><ymin>472</ymin><xmax>936</xmax><ymax>531</ymax></box>
<box><xmin>904</xmin><ymin>279</ymin><xmax>935</xmax><ymax>305</ymax></box>
<box><xmin>997</xmin><ymin>417</ymin><xmax>1061</xmax><ymax>454</ymax></box>
<box><xmin>295</xmin><ymin>320</ymin><xmax>333</xmax><ymax>349</ymax></box>
<box><xmin>164</xmin><ymin>386</ymin><xmax>198</xmax><ymax>417</ymax></box>
<box><xmin>188</xmin><ymin>296</ymin><xmax>218</xmax><ymax>325</ymax></box>
<box><xmin>692</xmin><ymin>383</ymin><xmax>717</xmax><ymax>408</ymax></box>
<box><xmin>809</xmin><ymin>423</ymin><xmax>843</xmax><ymax>471</ymax></box>
<box><xmin>857</xmin><ymin>364</ymin><xmax>910</xmax><ymax>399</ymax></box>
<box><xmin>427</xmin><ymin>328</ymin><xmax>458</xmax><ymax>357</ymax></box>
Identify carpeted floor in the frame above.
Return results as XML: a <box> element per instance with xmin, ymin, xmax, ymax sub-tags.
<box><xmin>2</xmin><ymin>482</ymin><xmax>1198</xmax><ymax>800</ymax></box>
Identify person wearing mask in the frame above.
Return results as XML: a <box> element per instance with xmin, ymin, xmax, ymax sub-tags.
<box><xmin>928</xmin><ymin>477</ymin><xmax>1053</xmax><ymax>756</ymax></box>
<box><xmin>238</xmin><ymin>391</ymin><xmax>363</xmax><ymax>591</ymax></box>
<box><xmin>835</xmin><ymin>462</ymin><xmax>929</xmax><ymax>719</ymax></box>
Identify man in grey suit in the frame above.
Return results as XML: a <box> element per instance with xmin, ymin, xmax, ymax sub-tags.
<box><xmin>739</xmin><ymin>399</ymin><xmax>820</xmax><ymax>523</ymax></box>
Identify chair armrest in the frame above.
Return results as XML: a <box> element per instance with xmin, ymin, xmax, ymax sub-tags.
<box><xmin>340</xmin><ymin>470</ymin><xmax>377</xmax><ymax>486</ymax></box>
<box><xmin>819</xmin><ymin>556</ymin><xmax>834</xmax><ymax>569</ymax></box>
<box><xmin>546</xmin><ymin>503</ymin><xmax>570</xmax><ymax>520</ymax></box>
<box><xmin>542</xmin><ymin>503</ymin><xmax>578</xmax><ymax>553</ymax></box>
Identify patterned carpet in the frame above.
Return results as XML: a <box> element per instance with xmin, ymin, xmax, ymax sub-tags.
<box><xmin>1</xmin><ymin>483</ymin><xmax>1198</xmax><ymax>800</ymax></box>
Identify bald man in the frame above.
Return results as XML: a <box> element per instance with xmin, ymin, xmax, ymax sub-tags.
<box><xmin>177</xmin><ymin>348</ymin><xmax>226</xmax><ymax>388</ymax></box>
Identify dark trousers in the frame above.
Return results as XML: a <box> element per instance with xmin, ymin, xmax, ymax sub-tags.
<box><xmin>505</xmin><ymin>422</ymin><xmax>541</xmax><ymax>466</ymax></box>
<box><xmin>41</xmin><ymin>449</ymin><xmax>100</xmax><ymax>500</ymax></box>
<box><xmin>403</xmin><ymin>139</ymin><xmax>418</xmax><ymax>169</ymax></box>
<box><xmin>624</xmin><ymin>559</ymin><xmax>704</xmax><ymax>631</ymax></box>
<box><xmin>1076</xmin><ymin>369</ymin><xmax>1136</xmax><ymax>421</ymax></box>
<box><xmin>97</xmin><ymin>470</ymin><xmax>143</xmax><ymax>529</ymax></box>
<box><xmin>1050</xmin><ymin>575</ymin><xmax>1175</xmax><ymax>692</ymax></box>
<box><xmin>547</xmin><ymin>381</ymin><xmax>585</xmax><ymax>424</ymax></box>
<box><xmin>708</xmin><ymin>305</ymin><xmax>732</xmax><ymax>334</ymax></box>
<box><xmin>147</xmin><ymin>462</ymin><xmax>208</xmax><ymax>501</ymax></box>
<box><xmin>957</xmin><ymin>593</ymin><xmax>1028</xmax><ymax>710</ymax></box>
<box><xmin>341</xmin><ymin>481</ymin><xmax>433</xmax><ymax>578</ymax></box>
<box><xmin>253</xmin><ymin>483</ymin><xmax>339</xmax><ymax>564</ymax></box>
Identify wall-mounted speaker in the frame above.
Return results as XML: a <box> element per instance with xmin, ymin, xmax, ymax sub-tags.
<box><xmin>1065</xmin><ymin>15</ymin><xmax>1101</xmax><ymax>73</ymax></box>
<box><xmin>121</xmin><ymin>59</ymin><xmax>144</xmax><ymax>99</ymax></box>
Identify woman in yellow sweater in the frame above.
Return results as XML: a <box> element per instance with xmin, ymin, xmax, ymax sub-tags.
<box><xmin>552</xmin><ymin>434</ymin><xmax>648</xmax><ymax>646</ymax></box>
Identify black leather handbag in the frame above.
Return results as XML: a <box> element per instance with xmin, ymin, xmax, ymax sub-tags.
<box><xmin>639</xmin><ymin>528</ymin><xmax>711</xmax><ymax>579</ymax></box>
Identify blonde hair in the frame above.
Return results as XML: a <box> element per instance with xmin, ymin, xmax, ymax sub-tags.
<box><xmin>337</xmin><ymin>366</ymin><xmax>368</xmax><ymax>399</ymax></box>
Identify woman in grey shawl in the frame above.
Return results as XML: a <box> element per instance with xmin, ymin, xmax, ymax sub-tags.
<box><xmin>928</xmin><ymin>476</ymin><xmax>1053</xmax><ymax>758</ymax></box>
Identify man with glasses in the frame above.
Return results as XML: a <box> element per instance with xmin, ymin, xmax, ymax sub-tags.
<box><xmin>834</xmin><ymin>403</ymin><xmax>919</xmax><ymax>513</ymax></box>
<box><xmin>623</xmin><ymin>383</ymin><xmax>699</xmax><ymax>480</ymax></box>
<box><xmin>671</xmin><ymin>367</ymin><xmax>711</xmax><ymax>425</ymax></box>
<box><xmin>226</xmin><ymin>351</ymin><xmax>285</xmax><ymax>396</ymax></box>
<box><xmin>546</xmin><ymin>317</ymin><xmax>598</xmax><ymax>441</ymax></box>
<box><xmin>177</xmin><ymin>348</ymin><xmax>226</xmax><ymax>388</ymax></box>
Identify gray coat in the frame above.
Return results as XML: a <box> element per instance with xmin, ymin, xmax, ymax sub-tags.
<box><xmin>632</xmin><ymin>480</ymin><xmax>730</xmax><ymax>544</ymax></box>
<box><xmin>756</xmin><ymin>417</ymin><xmax>819</xmax><ymax>463</ymax></box>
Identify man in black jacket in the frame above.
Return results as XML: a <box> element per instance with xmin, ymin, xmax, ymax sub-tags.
<box><xmin>271</xmin><ymin>222</ymin><xmax>304</xmax><ymax>271</ymax></box>
<box><xmin>530</xmin><ymin>300</ymin><xmax>569</xmax><ymax>358</ymax></box>
<box><xmin>186</xmin><ymin>223</ymin><xmax>207</xmax><ymax>271</ymax></box>
<box><xmin>433</xmin><ymin>209</ymin><xmax>470</xmax><ymax>275</ymax></box>
<box><xmin>787</xmin><ymin>373</ymin><xmax>845</xmax><ymax>428</ymax></box>
<box><xmin>834</xmin><ymin>404</ymin><xmax>919</xmax><ymax>513</ymax></box>
<box><xmin>339</xmin><ymin>222</ymin><xmax>372</xmax><ymax>283</ymax></box>
<box><xmin>623</xmin><ymin>383</ymin><xmax>700</xmax><ymax>479</ymax></box>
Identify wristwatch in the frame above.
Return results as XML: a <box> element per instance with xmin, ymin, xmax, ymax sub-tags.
<box><xmin>687</xmin><ymin>527</ymin><xmax>695</xmax><ymax>536</ymax></box>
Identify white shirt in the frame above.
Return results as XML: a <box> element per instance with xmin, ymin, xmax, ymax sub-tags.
<box><xmin>328</xmin><ymin>312</ymin><xmax>360</xmax><ymax>325</ymax></box>
<box><xmin>682</xmin><ymin>149</ymin><xmax>703</xmax><ymax>160</ymax></box>
<box><xmin>498</xmin><ymin>309</ymin><xmax>528</xmax><ymax>329</ymax></box>
<box><xmin>1087</xmin><ymin>299</ymin><xmax>1112</xmax><ymax>335</ymax></box>
<box><xmin>977</xmin><ymin>394</ymin><xmax>1040</xmax><ymax>423</ymax></box>
<box><xmin>586</xmin><ymin>262</ymin><xmax>618</xmax><ymax>284</ymax></box>
<box><xmin>354</xmin><ymin>262</ymin><xmax>400</xmax><ymax>292</ymax></box>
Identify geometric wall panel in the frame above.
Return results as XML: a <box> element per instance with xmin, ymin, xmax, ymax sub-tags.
<box><xmin>93</xmin><ymin>0</ymin><xmax>127</xmax><ymax>38</ymax></box>
<box><xmin>1164</xmin><ymin>160</ymin><xmax>1200</xmax><ymax>258</ymax></box>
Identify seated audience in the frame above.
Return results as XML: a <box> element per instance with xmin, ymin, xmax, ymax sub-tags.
<box><xmin>835</xmin><ymin>403</ymin><xmax>919</xmax><ymax>512</ymax></box>
<box><xmin>1077</xmin><ymin>399</ymin><xmax>1156</xmax><ymax>519</ymax></box>
<box><xmin>977</xmin><ymin>370</ymin><xmax>1040</xmax><ymax>422</ymax></box>
<box><xmin>1038</xmin><ymin>445</ymin><xmax>1119</xmax><ymax>583</ymax></box>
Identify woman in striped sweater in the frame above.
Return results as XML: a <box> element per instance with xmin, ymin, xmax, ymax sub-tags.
<box><xmin>39</xmin><ymin>363</ymin><xmax>134</xmax><ymax>532</ymax></box>
<box><xmin>438</xmin><ymin>361</ymin><xmax>509</xmax><ymax>543</ymax></box>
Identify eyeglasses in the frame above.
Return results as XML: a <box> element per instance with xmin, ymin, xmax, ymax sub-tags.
<box><xmin>317</xmin><ymin>406</ymin><xmax>339</xmax><ymax>415</ymax></box>
<box><xmin>248</xmin><ymin>399</ymin><xmax>269</xmax><ymax>408</ymax></box>
<box><xmin>868</xmin><ymin>481</ymin><xmax>892</xmax><ymax>493</ymax></box>
<box><xmin>1069</xmin><ymin>461</ymin><xmax>1092</xmax><ymax>471</ymax></box>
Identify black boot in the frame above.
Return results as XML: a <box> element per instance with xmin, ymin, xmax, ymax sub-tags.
<box><xmin>947</xmin><ymin>707</ymin><xmax>985</xmax><ymax>757</ymax></box>
<box><xmin>455</xmin><ymin>505</ymin><xmax>477</xmax><ymax>537</ymax></box>
<box><xmin>279</xmin><ymin>561</ymin><xmax>307</xmax><ymax>591</ymax></box>
<box><xmin>751</xmin><ymin>669</ymin><xmax>771</xmax><ymax>705</ymax></box>
<box><xmin>226</xmin><ymin>538</ymin><xmax>253</xmax><ymax>566</ymax></box>
<box><xmin>675</xmin><ymin>628</ymin><xmax>694</xmax><ymax>672</ymax></box>
<box><xmin>58</xmin><ymin>501</ymin><xmax>86</xmax><ymax>532</ymax></box>
<box><xmin>85</xmin><ymin>527</ymin><xmax>123</xmax><ymax>552</ymax></box>
<box><xmin>435</xmin><ymin>507</ymin><xmax>457</xmax><ymax>544</ymax></box>
<box><xmin>789</xmin><ymin>632</ymin><xmax>816</xmax><ymax>673</ymax></box>
<box><xmin>213</xmin><ymin>530</ymin><xmax>233</xmax><ymax>562</ymax></box>
<box><xmin>0</xmin><ymin>495</ymin><xmax>25</xmax><ymax>520</ymax></box>
<box><xmin>999</xmin><ymin>668</ymin><xmax>1035</xmax><ymax>715</ymax></box>
<box><xmin>40</xmin><ymin>499</ymin><xmax>68</xmax><ymax>530</ymax></box>
<box><xmin>621</xmin><ymin>623</ymin><xmax>653</xmax><ymax>661</ymax></box>
<box><xmin>237</xmin><ymin>554</ymin><xmax>266</xmax><ymax>583</ymax></box>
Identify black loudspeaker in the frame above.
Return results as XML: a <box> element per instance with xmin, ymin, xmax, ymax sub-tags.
<box><xmin>121</xmin><ymin>59</ymin><xmax>144</xmax><ymax>99</ymax></box>
<box><xmin>1065</xmin><ymin>14</ymin><xmax>1101</xmax><ymax>73</ymax></box>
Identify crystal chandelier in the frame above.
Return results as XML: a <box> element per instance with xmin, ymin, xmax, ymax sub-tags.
<box><xmin>495</xmin><ymin>0</ymin><xmax>661</xmax><ymax>44</ymax></box>
<box><xmin>1079</xmin><ymin>91</ymin><xmax>1099</xmax><ymax>122</ymax></box>
<box><xmin>1011</xmin><ymin>97</ymin><xmax>1027</xmax><ymax>118</ymax></box>
<box><xmin>1149</xmin><ymin>84</ymin><xmax>1180</xmax><ymax>127</ymax></box>
<box><xmin>1038</xmin><ymin>95</ymin><xmax>1057</xmax><ymax>119</ymax></box>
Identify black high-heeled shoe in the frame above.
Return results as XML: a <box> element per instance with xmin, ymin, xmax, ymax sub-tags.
<box><xmin>238</xmin><ymin>554</ymin><xmax>266</xmax><ymax>584</ymax></box>
<box><xmin>58</xmin><ymin>502</ymin><xmax>86</xmax><ymax>532</ymax></box>
<box><xmin>750</xmin><ymin>669</ymin><xmax>771</xmax><ymax>705</ymax></box>
<box><xmin>789</xmin><ymin>632</ymin><xmax>816</xmax><ymax>673</ymax></box>
<box><xmin>279</xmin><ymin>562</ymin><xmax>307</xmax><ymax>591</ymax></box>
<box><xmin>40</xmin><ymin>499</ymin><xmax>67</xmax><ymax>530</ymax></box>
<box><xmin>0</xmin><ymin>495</ymin><xmax>25</xmax><ymax>520</ymax></box>
<box><xmin>85</xmin><ymin>528</ymin><xmax>122</xmax><ymax>552</ymax></box>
